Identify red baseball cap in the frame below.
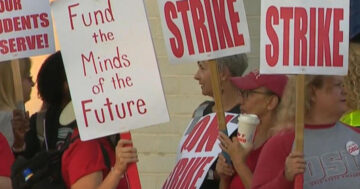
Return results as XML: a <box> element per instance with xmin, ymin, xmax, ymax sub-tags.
<box><xmin>230</xmin><ymin>70</ymin><xmax>288</xmax><ymax>97</ymax></box>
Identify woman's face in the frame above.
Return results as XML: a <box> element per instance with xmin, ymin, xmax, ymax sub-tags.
<box><xmin>22</xmin><ymin>75</ymin><xmax>34</xmax><ymax>102</ymax></box>
<box><xmin>312</xmin><ymin>76</ymin><xmax>347</xmax><ymax>118</ymax></box>
<box><xmin>194</xmin><ymin>61</ymin><xmax>213</xmax><ymax>97</ymax></box>
<box><xmin>240</xmin><ymin>87</ymin><xmax>275</xmax><ymax>118</ymax></box>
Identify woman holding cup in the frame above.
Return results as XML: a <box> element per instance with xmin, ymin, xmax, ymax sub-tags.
<box><xmin>216</xmin><ymin>70</ymin><xmax>288</xmax><ymax>189</ymax></box>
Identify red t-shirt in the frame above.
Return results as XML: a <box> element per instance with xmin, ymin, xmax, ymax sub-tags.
<box><xmin>229</xmin><ymin>145</ymin><xmax>263</xmax><ymax>189</ymax></box>
<box><xmin>0</xmin><ymin>133</ymin><xmax>14</xmax><ymax>177</ymax></box>
<box><xmin>251</xmin><ymin>130</ymin><xmax>294</xmax><ymax>189</ymax></box>
<box><xmin>61</xmin><ymin>129</ymin><xmax>128</xmax><ymax>188</ymax></box>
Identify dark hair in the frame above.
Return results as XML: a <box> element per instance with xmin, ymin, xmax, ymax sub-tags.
<box><xmin>37</xmin><ymin>51</ymin><xmax>69</xmax><ymax>106</ymax></box>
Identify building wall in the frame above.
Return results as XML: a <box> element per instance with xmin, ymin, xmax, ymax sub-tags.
<box><xmin>26</xmin><ymin>0</ymin><xmax>261</xmax><ymax>188</ymax></box>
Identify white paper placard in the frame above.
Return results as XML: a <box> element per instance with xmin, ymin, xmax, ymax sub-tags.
<box><xmin>51</xmin><ymin>0</ymin><xmax>169</xmax><ymax>141</ymax></box>
<box><xmin>157</xmin><ymin>0</ymin><xmax>251</xmax><ymax>64</ymax></box>
<box><xmin>260</xmin><ymin>0</ymin><xmax>350</xmax><ymax>75</ymax></box>
<box><xmin>0</xmin><ymin>0</ymin><xmax>55</xmax><ymax>61</ymax></box>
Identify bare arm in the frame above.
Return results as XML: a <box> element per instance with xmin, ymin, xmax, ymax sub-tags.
<box><xmin>71</xmin><ymin>140</ymin><xmax>138</xmax><ymax>189</ymax></box>
<box><xmin>11</xmin><ymin>110</ymin><xmax>29</xmax><ymax>151</ymax></box>
<box><xmin>219</xmin><ymin>132</ymin><xmax>252</xmax><ymax>189</ymax></box>
<box><xmin>232</xmin><ymin>158</ymin><xmax>253</xmax><ymax>189</ymax></box>
<box><xmin>0</xmin><ymin>176</ymin><xmax>12</xmax><ymax>189</ymax></box>
<box><xmin>216</xmin><ymin>154</ymin><xmax>234</xmax><ymax>189</ymax></box>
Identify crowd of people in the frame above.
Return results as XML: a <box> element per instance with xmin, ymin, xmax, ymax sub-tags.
<box><xmin>0</xmin><ymin>58</ymin><xmax>33</xmax><ymax>189</ymax></box>
<box><xmin>1</xmin><ymin>35</ymin><xmax>360</xmax><ymax>189</ymax></box>
<box><xmin>1</xmin><ymin>1</ymin><xmax>360</xmax><ymax>189</ymax></box>
<box><xmin>0</xmin><ymin>52</ymin><xmax>138</xmax><ymax>189</ymax></box>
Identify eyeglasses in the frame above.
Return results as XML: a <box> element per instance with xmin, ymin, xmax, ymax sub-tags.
<box><xmin>240</xmin><ymin>90</ymin><xmax>274</xmax><ymax>99</ymax></box>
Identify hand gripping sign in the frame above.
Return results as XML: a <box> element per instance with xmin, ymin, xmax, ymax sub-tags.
<box><xmin>163</xmin><ymin>113</ymin><xmax>238</xmax><ymax>189</ymax></box>
<box><xmin>260</xmin><ymin>1</ymin><xmax>349</xmax><ymax>188</ymax></box>
<box><xmin>157</xmin><ymin>0</ymin><xmax>251</xmax><ymax>64</ymax></box>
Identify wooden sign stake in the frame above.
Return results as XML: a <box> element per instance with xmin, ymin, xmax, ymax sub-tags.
<box><xmin>10</xmin><ymin>59</ymin><xmax>25</xmax><ymax>111</ymax></box>
<box><xmin>294</xmin><ymin>74</ymin><xmax>305</xmax><ymax>189</ymax></box>
<box><xmin>209</xmin><ymin>60</ymin><xmax>226</xmax><ymax>131</ymax></box>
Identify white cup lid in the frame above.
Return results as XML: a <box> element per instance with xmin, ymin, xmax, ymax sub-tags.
<box><xmin>238</xmin><ymin>113</ymin><xmax>260</xmax><ymax>125</ymax></box>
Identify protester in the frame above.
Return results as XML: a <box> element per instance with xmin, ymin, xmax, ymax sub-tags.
<box><xmin>341</xmin><ymin>0</ymin><xmax>360</xmax><ymax>126</ymax></box>
<box><xmin>62</xmin><ymin>123</ymin><xmax>138</xmax><ymax>189</ymax></box>
<box><xmin>20</xmin><ymin>51</ymin><xmax>136</xmax><ymax>189</ymax></box>
<box><xmin>341</xmin><ymin>42</ymin><xmax>360</xmax><ymax>126</ymax></box>
<box><xmin>20</xmin><ymin>51</ymin><xmax>72</xmax><ymax>159</ymax></box>
<box><xmin>182</xmin><ymin>54</ymin><xmax>248</xmax><ymax>189</ymax></box>
<box><xmin>251</xmin><ymin>75</ymin><xmax>360</xmax><ymax>189</ymax></box>
<box><xmin>0</xmin><ymin>133</ymin><xmax>14</xmax><ymax>189</ymax></box>
<box><xmin>215</xmin><ymin>71</ymin><xmax>287</xmax><ymax>189</ymax></box>
<box><xmin>0</xmin><ymin>58</ymin><xmax>34</xmax><ymax>154</ymax></box>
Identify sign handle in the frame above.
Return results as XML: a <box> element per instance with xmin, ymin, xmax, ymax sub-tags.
<box><xmin>209</xmin><ymin>60</ymin><xmax>226</xmax><ymax>131</ymax></box>
<box><xmin>10</xmin><ymin>59</ymin><xmax>25</xmax><ymax>112</ymax></box>
<box><xmin>209</xmin><ymin>60</ymin><xmax>232</xmax><ymax>163</ymax></box>
<box><xmin>120</xmin><ymin>132</ymin><xmax>141</xmax><ymax>189</ymax></box>
<box><xmin>294</xmin><ymin>74</ymin><xmax>304</xmax><ymax>189</ymax></box>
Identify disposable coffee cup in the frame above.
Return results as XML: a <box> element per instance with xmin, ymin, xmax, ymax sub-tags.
<box><xmin>237</xmin><ymin>114</ymin><xmax>260</xmax><ymax>148</ymax></box>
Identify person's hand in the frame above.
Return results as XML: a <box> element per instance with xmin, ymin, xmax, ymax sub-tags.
<box><xmin>284</xmin><ymin>152</ymin><xmax>305</xmax><ymax>181</ymax></box>
<box><xmin>113</xmin><ymin>140</ymin><xmax>138</xmax><ymax>176</ymax></box>
<box><xmin>218</xmin><ymin>132</ymin><xmax>251</xmax><ymax>163</ymax></box>
<box><xmin>215</xmin><ymin>153</ymin><xmax>234</xmax><ymax>180</ymax></box>
<box><xmin>11</xmin><ymin>110</ymin><xmax>30</xmax><ymax>149</ymax></box>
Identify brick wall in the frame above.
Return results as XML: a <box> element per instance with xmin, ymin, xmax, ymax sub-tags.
<box><xmin>131</xmin><ymin>0</ymin><xmax>261</xmax><ymax>188</ymax></box>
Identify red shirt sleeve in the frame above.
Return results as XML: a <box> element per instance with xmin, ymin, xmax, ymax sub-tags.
<box><xmin>61</xmin><ymin>138</ymin><xmax>108</xmax><ymax>187</ymax></box>
<box><xmin>61</xmin><ymin>133</ymin><xmax>128</xmax><ymax>189</ymax></box>
<box><xmin>251</xmin><ymin>131</ymin><xmax>295</xmax><ymax>189</ymax></box>
<box><xmin>0</xmin><ymin>133</ymin><xmax>14</xmax><ymax>177</ymax></box>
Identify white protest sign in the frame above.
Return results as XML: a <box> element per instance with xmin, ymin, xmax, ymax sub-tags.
<box><xmin>51</xmin><ymin>0</ymin><xmax>169</xmax><ymax>141</ymax></box>
<box><xmin>0</xmin><ymin>0</ymin><xmax>55</xmax><ymax>61</ymax></box>
<box><xmin>163</xmin><ymin>113</ymin><xmax>238</xmax><ymax>189</ymax></box>
<box><xmin>260</xmin><ymin>0</ymin><xmax>350</xmax><ymax>75</ymax></box>
<box><xmin>157</xmin><ymin>0</ymin><xmax>250</xmax><ymax>64</ymax></box>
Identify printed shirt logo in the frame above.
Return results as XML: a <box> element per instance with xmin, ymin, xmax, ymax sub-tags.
<box><xmin>346</xmin><ymin>141</ymin><xmax>359</xmax><ymax>156</ymax></box>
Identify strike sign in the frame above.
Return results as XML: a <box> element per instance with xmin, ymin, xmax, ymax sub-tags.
<box><xmin>260</xmin><ymin>0</ymin><xmax>350</xmax><ymax>75</ymax></box>
<box><xmin>51</xmin><ymin>0</ymin><xmax>169</xmax><ymax>141</ymax></box>
<box><xmin>157</xmin><ymin>0</ymin><xmax>250</xmax><ymax>64</ymax></box>
<box><xmin>0</xmin><ymin>0</ymin><xmax>55</xmax><ymax>61</ymax></box>
<box><xmin>163</xmin><ymin>113</ymin><xmax>238</xmax><ymax>189</ymax></box>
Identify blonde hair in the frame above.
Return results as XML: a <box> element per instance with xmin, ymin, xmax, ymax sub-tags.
<box><xmin>19</xmin><ymin>58</ymin><xmax>31</xmax><ymax>81</ymax></box>
<box><xmin>273</xmin><ymin>75</ymin><xmax>327</xmax><ymax>133</ymax></box>
<box><xmin>344</xmin><ymin>42</ymin><xmax>360</xmax><ymax>110</ymax></box>
<box><xmin>0</xmin><ymin>58</ymin><xmax>31</xmax><ymax>111</ymax></box>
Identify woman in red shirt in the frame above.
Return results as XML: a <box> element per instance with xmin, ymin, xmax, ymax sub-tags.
<box><xmin>0</xmin><ymin>133</ymin><xmax>14</xmax><ymax>189</ymax></box>
<box><xmin>215</xmin><ymin>71</ymin><xmax>288</xmax><ymax>189</ymax></box>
